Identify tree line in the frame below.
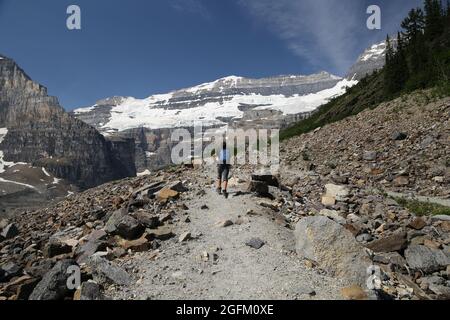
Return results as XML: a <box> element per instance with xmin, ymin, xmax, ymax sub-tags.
<box><xmin>384</xmin><ymin>0</ymin><xmax>450</xmax><ymax>97</ymax></box>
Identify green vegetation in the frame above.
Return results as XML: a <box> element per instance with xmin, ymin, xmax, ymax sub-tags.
<box><xmin>395</xmin><ymin>197</ymin><xmax>450</xmax><ymax>216</ymax></box>
<box><xmin>281</xmin><ymin>0</ymin><xmax>450</xmax><ymax>141</ymax></box>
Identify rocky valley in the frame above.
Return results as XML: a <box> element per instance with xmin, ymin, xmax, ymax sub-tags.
<box><xmin>0</xmin><ymin>87</ymin><xmax>448</xmax><ymax>300</ymax></box>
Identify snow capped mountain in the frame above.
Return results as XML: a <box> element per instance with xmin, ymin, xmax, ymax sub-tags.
<box><xmin>346</xmin><ymin>40</ymin><xmax>389</xmax><ymax>80</ymax></box>
<box><xmin>73</xmin><ymin>71</ymin><xmax>348</xmax><ymax>133</ymax></box>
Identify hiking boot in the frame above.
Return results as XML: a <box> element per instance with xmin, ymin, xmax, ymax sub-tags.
<box><xmin>216</xmin><ymin>188</ymin><xmax>222</xmax><ymax>194</ymax></box>
<box><xmin>223</xmin><ymin>191</ymin><xmax>229</xmax><ymax>199</ymax></box>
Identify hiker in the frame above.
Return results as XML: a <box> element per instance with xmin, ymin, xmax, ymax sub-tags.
<box><xmin>216</xmin><ymin>141</ymin><xmax>231</xmax><ymax>198</ymax></box>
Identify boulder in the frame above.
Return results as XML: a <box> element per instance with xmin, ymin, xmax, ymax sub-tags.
<box><xmin>294</xmin><ymin>216</ymin><xmax>371</xmax><ymax>286</ymax></box>
<box><xmin>245</xmin><ymin>238</ymin><xmax>265</xmax><ymax>249</ymax></box>
<box><xmin>165</xmin><ymin>181</ymin><xmax>188</xmax><ymax>193</ymax></box>
<box><xmin>105</xmin><ymin>209</ymin><xmax>127</xmax><ymax>234</ymax></box>
<box><xmin>366</xmin><ymin>232</ymin><xmax>407</xmax><ymax>253</ymax></box>
<box><xmin>2</xmin><ymin>275</ymin><xmax>40</xmax><ymax>300</ymax></box>
<box><xmin>1</xmin><ymin>223</ymin><xmax>19</xmax><ymax>239</ymax></box>
<box><xmin>115</xmin><ymin>216</ymin><xmax>144</xmax><ymax>240</ymax></box>
<box><xmin>324</xmin><ymin>184</ymin><xmax>349</xmax><ymax>202</ymax></box>
<box><xmin>86</xmin><ymin>256</ymin><xmax>132</xmax><ymax>286</ymax></box>
<box><xmin>431</xmin><ymin>215</ymin><xmax>450</xmax><ymax>222</ymax></box>
<box><xmin>373</xmin><ymin>252</ymin><xmax>407</xmax><ymax>267</ymax></box>
<box><xmin>156</xmin><ymin>188</ymin><xmax>179</xmax><ymax>202</ymax></box>
<box><xmin>246</xmin><ymin>180</ymin><xmax>269</xmax><ymax>195</ymax></box>
<box><xmin>408</xmin><ymin>217</ymin><xmax>427</xmax><ymax>230</ymax></box>
<box><xmin>44</xmin><ymin>238</ymin><xmax>73</xmax><ymax>258</ymax></box>
<box><xmin>29</xmin><ymin>260</ymin><xmax>77</xmax><ymax>300</ymax></box>
<box><xmin>404</xmin><ymin>245</ymin><xmax>450</xmax><ymax>273</ymax></box>
<box><xmin>75</xmin><ymin>239</ymin><xmax>107</xmax><ymax>264</ymax></box>
<box><xmin>132</xmin><ymin>181</ymin><xmax>165</xmax><ymax>199</ymax></box>
<box><xmin>321</xmin><ymin>196</ymin><xmax>336</xmax><ymax>207</ymax></box>
<box><xmin>135</xmin><ymin>211</ymin><xmax>159</xmax><ymax>229</ymax></box>
<box><xmin>0</xmin><ymin>262</ymin><xmax>22</xmax><ymax>281</ymax></box>
<box><xmin>251</xmin><ymin>172</ymin><xmax>279</xmax><ymax>187</ymax></box>
<box><xmin>319</xmin><ymin>209</ymin><xmax>346</xmax><ymax>225</ymax></box>
<box><xmin>73</xmin><ymin>281</ymin><xmax>104</xmax><ymax>300</ymax></box>
<box><xmin>341</xmin><ymin>285</ymin><xmax>368</xmax><ymax>300</ymax></box>
<box><xmin>116</xmin><ymin>234</ymin><xmax>152</xmax><ymax>252</ymax></box>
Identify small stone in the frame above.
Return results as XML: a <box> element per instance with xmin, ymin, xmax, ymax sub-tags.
<box><xmin>146</xmin><ymin>225</ymin><xmax>174</xmax><ymax>240</ymax></box>
<box><xmin>156</xmin><ymin>188</ymin><xmax>179</xmax><ymax>202</ymax></box>
<box><xmin>392</xmin><ymin>132</ymin><xmax>407</xmax><ymax>141</ymax></box>
<box><xmin>356</xmin><ymin>233</ymin><xmax>373</xmax><ymax>243</ymax></box>
<box><xmin>363</xmin><ymin>151</ymin><xmax>377</xmax><ymax>161</ymax></box>
<box><xmin>408</xmin><ymin>217</ymin><xmax>427</xmax><ymax>230</ymax></box>
<box><xmin>73</xmin><ymin>281</ymin><xmax>104</xmax><ymax>300</ymax></box>
<box><xmin>116</xmin><ymin>234</ymin><xmax>152</xmax><ymax>252</ymax></box>
<box><xmin>341</xmin><ymin>285</ymin><xmax>368</xmax><ymax>300</ymax></box>
<box><xmin>321</xmin><ymin>196</ymin><xmax>336</xmax><ymax>207</ymax></box>
<box><xmin>324</xmin><ymin>184</ymin><xmax>349</xmax><ymax>201</ymax></box>
<box><xmin>423</xmin><ymin>239</ymin><xmax>441</xmax><ymax>250</ymax></box>
<box><xmin>319</xmin><ymin>209</ymin><xmax>346</xmax><ymax>225</ymax></box>
<box><xmin>178</xmin><ymin>232</ymin><xmax>192</xmax><ymax>243</ymax></box>
<box><xmin>245</xmin><ymin>238</ymin><xmax>265</xmax><ymax>249</ymax></box>
<box><xmin>439</xmin><ymin>221</ymin><xmax>450</xmax><ymax>232</ymax></box>
<box><xmin>216</xmin><ymin>220</ymin><xmax>233</xmax><ymax>228</ymax></box>
<box><xmin>393</xmin><ymin>176</ymin><xmax>409</xmax><ymax>187</ymax></box>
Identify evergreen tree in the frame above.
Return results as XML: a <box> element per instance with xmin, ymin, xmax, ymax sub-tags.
<box><xmin>396</xmin><ymin>32</ymin><xmax>409</xmax><ymax>87</ymax></box>
<box><xmin>424</xmin><ymin>0</ymin><xmax>444</xmax><ymax>40</ymax></box>
<box><xmin>401</xmin><ymin>8</ymin><xmax>425</xmax><ymax>42</ymax></box>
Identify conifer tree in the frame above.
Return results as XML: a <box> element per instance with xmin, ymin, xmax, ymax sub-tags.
<box><xmin>401</xmin><ymin>8</ymin><xmax>425</xmax><ymax>42</ymax></box>
<box><xmin>424</xmin><ymin>0</ymin><xmax>444</xmax><ymax>40</ymax></box>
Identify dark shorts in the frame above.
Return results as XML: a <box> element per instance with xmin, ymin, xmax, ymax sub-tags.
<box><xmin>217</xmin><ymin>164</ymin><xmax>230</xmax><ymax>181</ymax></box>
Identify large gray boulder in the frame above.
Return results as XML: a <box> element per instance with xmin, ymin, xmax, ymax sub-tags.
<box><xmin>86</xmin><ymin>256</ymin><xmax>132</xmax><ymax>286</ymax></box>
<box><xmin>294</xmin><ymin>216</ymin><xmax>371</xmax><ymax>286</ymax></box>
<box><xmin>404</xmin><ymin>245</ymin><xmax>450</xmax><ymax>273</ymax></box>
<box><xmin>29</xmin><ymin>260</ymin><xmax>77</xmax><ymax>300</ymax></box>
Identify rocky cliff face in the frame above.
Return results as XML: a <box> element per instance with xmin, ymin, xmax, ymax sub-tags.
<box><xmin>0</xmin><ymin>55</ymin><xmax>136</xmax><ymax>190</ymax></box>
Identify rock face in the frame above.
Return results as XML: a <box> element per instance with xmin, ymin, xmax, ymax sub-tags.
<box><xmin>0</xmin><ymin>55</ymin><xmax>136</xmax><ymax>190</ymax></box>
<box><xmin>294</xmin><ymin>216</ymin><xmax>371</xmax><ymax>286</ymax></box>
<box><xmin>73</xmin><ymin>73</ymin><xmax>349</xmax><ymax>172</ymax></box>
<box><xmin>346</xmin><ymin>41</ymin><xmax>389</xmax><ymax>80</ymax></box>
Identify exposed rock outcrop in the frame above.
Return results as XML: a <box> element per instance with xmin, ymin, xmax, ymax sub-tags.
<box><xmin>0</xmin><ymin>55</ymin><xmax>136</xmax><ymax>190</ymax></box>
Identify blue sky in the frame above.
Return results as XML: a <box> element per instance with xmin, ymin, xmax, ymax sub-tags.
<box><xmin>0</xmin><ymin>0</ymin><xmax>423</xmax><ymax>109</ymax></box>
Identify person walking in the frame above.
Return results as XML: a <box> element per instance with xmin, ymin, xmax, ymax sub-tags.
<box><xmin>216</xmin><ymin>141</ymin><xmax>231</xmax><ymax>198</ymax></box>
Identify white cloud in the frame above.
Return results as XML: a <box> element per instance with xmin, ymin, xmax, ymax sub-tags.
<box><xmin>238</xmin><ymin>0</ymin><xmax>365</xmax><ymax>74</ymax></box>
